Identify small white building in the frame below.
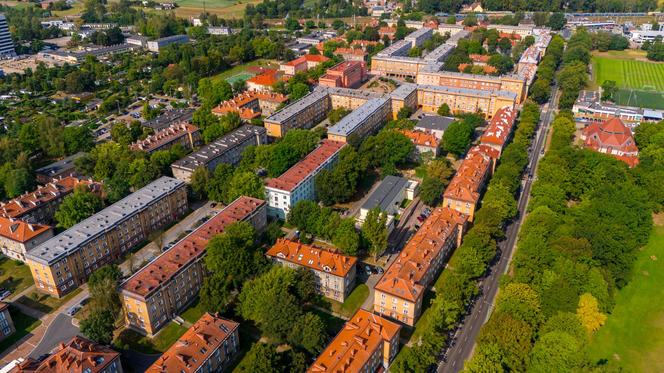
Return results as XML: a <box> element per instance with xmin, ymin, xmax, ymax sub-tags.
<box><xmin>147</xmin><ymin>34</ymin><xmax>190</xmax><ymax>53</ymax></box>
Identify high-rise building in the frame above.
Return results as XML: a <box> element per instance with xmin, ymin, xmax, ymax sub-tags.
<box><xmin>0</xmin><ymin>14</ymin><xmax>16</xmax><ymax>58</ymax></box>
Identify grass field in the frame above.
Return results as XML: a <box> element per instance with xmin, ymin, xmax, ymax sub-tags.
<box><xmin>0</xmin><ymin>258</ymin><xmax>34</xmax><ymax>295</ymax></box>
<box><xmin>592</xmin><ymin>55</ymin><xmax>664</xmax><ymax>91</ymax></box>
<box><xmin>586</xmin><ymin>221</ymin><xmax>664</xmax><ymax>372</ymax></box>
<box><xmin>0</xmin><ymin>307</ymin><xmax>41</xmax><ymax>354</ymax></box>
<box><xmin>117</xmin><ymin>322</ymin><xmax>188</xmax><ymax>354</ymax></box>
<box><xmin>613</xmin><ymin>89</ymin><xmax>664</xmax><ymax>110</ymax></box>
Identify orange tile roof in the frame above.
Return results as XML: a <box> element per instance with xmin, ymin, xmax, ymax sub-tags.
<box><xmin>130</xmin><ymin>123</ymin><xmax>199</xmax><ymax>153</ymax></box>
<box><xmin>266</xmin><ymin>238</ymin><xmax>357</xmax><ymax>278</ymax></box>
<box><xmin>121</xmin><ymin>196</ymin><xmax>266</xmax><ymax>298</ymax></box>
<box><xmin>400</xmin><ymin>129</ymin><xmax>439</xmax><ymax>149</ymax></box>
<box><xmin>374</xmin><ymin>207</ymin><xmax>467</xmax><ymax>302</ymax></box>
<box><xmin>581</xmin><ymin>117</ymin><xmax>640</xmax><ymax>167</ymax></box>
<box><xmin>284</xmin><ymin>54</ymin><xmax>330</xmax><ymax>67</ymax></box>
<box><xmin>335</xmin><ymin>47</ymin><xmax>367</xmax><ymax>56</ymax></box>
<box><xmin>443</xmin><ymin>146</ymin><xmax>492</xmax><ymax>204</ymax></box>
<box><xmin>211</xmin><ymin>91</ymin><xmax>288</xmax><ymax>120</ymax></box>
<box><xmin>480</xmin><ymin>106</ymin><xmax>516</xmax><ymax>149</ymax></box>
<box><xmin>469</xmin><ymin>54</ymin><xmax>490</xmax><ymax>63</ymax></box>
<box><xmin>350</xmin><ymin>40</ymin><xmax>379</xmax><ymax>48</ymax></box>
<box><xmin>147</xmin><ymin>313</ymin><xmax>239</xmax><ymax>373</ymax></box>
<box><xmin>0</xmin><ymin>216</ymin><xmax>51</xmax><ymax>243</ymax></box>
<box><xmin>0</xmin><ymin>177</ymin><xmax>102</xmax><ymax>220</ymax></box>
<box><xmin>470</xmin><ymin>144</ymin><xmax>500</xmax><ymax>160</ymax></box>
<box><xmin>247</xmin><ymin>69</ymin><xmax>281</xmax><ymax>87</ymax></box>
<box><xmin>500</xmin><ymin>32</ymin><xmax>522</xmax><ymax>40</ymax></box>
<box><xmin>265</xmin><ymin>140</ymin><xmax>346</xmax><ymax>192</ymax></box>
<box><xmin>13</xmin><ymin>336</ymin><xmax>120</xmax><ymax>373</ymax></box>
<box><xmin>309</xmin><ymin>309</ymin><xmax>401</xmax><ymax>373</ymax></box>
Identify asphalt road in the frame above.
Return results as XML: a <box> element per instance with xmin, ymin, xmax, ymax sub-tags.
<box><xmin>437</xmin><ymin>85</ymin><xmax>560</xmax><ymax>373</ymax></box>
<box><xmin>28</xmin><ymin>314</ymin><xmax>80</xmax><ymax>359</ymax></box>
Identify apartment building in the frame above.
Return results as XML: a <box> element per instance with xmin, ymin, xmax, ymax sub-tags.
<box><xmin>171</xmin><ymin>125</ymin><xmax>267</xmax><ymax>182</ymax></box>
<box><xmin>34</xmin><ymin>152</ymin><xmax>86</xmax><ymax>184</ymax></box>
<box><xmin>327</xmin><ymin>97</ymin><xmax>391</xmax><ymax>143</ymax></box>
<box><xmin>148</xmin><ymin>313</ymin><xmax>240</xmax><ymax>373</ymax></box>
<box><xmin>130</xmin><ymin>122</ymin><xmax>201</xmax><ymax>154</ymax></box>
<box><xmin>442</xmin><ymin>146</ymin><xmax>493</xmax><ymax>221</ymax></box>
<box><xmin>26</xmin><ymin>177</ymin><xmax>187</xmax><ymax>298</ymax></box>
<box><xmin>416</xmin><ymin>85</ymin><xmax>517</xmax><ymax>119</ymax></box>
<box><xmin>309</xmin><ymin>309</ymin><xmax>401</xmax><ymax>373</ymax></box>
<box><xmin>265</xmin><ymin>140</ymin><xmax>346</xmax><ymax>219</ymax></box>
<box><xmin>319</xmin><ymin>61</ymin><xmax>367</xmax><ymax>89</ymax></box>
<box><xmin>416</xmin><ymin>71</ymin><xmax>527</xmax><ymax>103</ymax></box>
<box><xmin>328</xmin><ymin>87</ymin><xmax>381</xmax><ymax>110</ymax></box>
<box><xmin>0</xmin><ymin>176</ymin><xmax>102</xmax><ymax>225</ymax></box>
<box><xmin>334</xmin><ymin>47</ymin><xmax>367</xmax><ymax>62</ymax></box>
<box><xmin>400</xmin><ymin>129</ymin><xmax>440</xmax><ymax>158</ymax></box>
<box><xmin>279</xmin><ymin>54</ymin><xmax>330</xmax><ymax>76</ymax></box>
<box><xmin>0</xmin><ymin>303</ymin><xmax>14</xmax><ymax>342</ymax></box>
<box><xmin>211</xmin><ymin>91</ymin><xmax>288</xmax><ymax>121</ymax></box>
<box><xmin>490</xmin><ymin>24</ymin><xmax>534</xmax><ymax>37</ymax></box>
<box><xmin>0</xmin><ymin>14</ymin><xmax>16</xmax><ymax>58</ymax></box>
<box><xmin>371</xmin><ymin>55</ymin><xmax>432</xmax><ymax>79</ymax></box>
<box><xmin>264</xmin><ymin>87</ymin><xmax>331</xmax><ymax>138</ymax></box>
<box><xmin>0</xmin><ymin>217</ymin><xmax>53</xmax><ymax>262</ymax></box>
<box><xmin>266</xmin><ymin>239</ymin><xmax>357</xmax><ymax>302</ymax></box>
<box><xmin>9</xmin><ymin>336</ymin><xmax>122</xmax><ymax>373</ymax></box>
<box><xmin>147</xmin><ymin>34</ymin><xmax>189</xmax><ymax>53</ymax></box>
<box><xmin>374</xmin><ymin>207</ymin><xmax>467</xmax><ymax>326</ymax></box>
<box><xmin>415</xmin><ymin>115</ymin><xmax>455</xmax><ymax>139</ymax></box>
<box><xmin>389</xmin><ymin>83</ymin><xmax>418</xmax><ymax>120</ymax></box>
<box><xmin>479</xmin><ymin>106</ymin><xmax>517</xmax><ymax>154</ymax></box>
<box><xmin>121</xmin><ymin>196</ymin><xmax>266</xmax><ymax>336</ymax></box>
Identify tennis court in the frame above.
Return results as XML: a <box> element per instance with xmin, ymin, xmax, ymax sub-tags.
<box><xmin>226</xmin><ymin>72</ymin><xmax>254</xmax><ymax>85</ymax></box>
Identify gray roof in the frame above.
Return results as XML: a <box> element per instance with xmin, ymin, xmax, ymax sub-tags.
<box><xmin>171</xmin><ymin>125</ymin><xmax>266</xmax><ymax>172</ymax></box>
<box><xmin>26</xmin><ymin>176</ymin><xmax>185</xmax><ymax>265</ymax></box>
<box><xmin>390</xmin><ymin>83</ymin><xmax>417</xmax><ymax>100</ymax></box>
<box><xmin>328</xmin><ymin>87</ymin><xmax>384</xmax><ymax>100</ymax></box>
<box><xmin>265</xmin><ymin>87</ymin><xmax>329</xmax><ymax>124</ymax></box>
<box><xmin>361</xmin><ymin>175</ymin><xmax>408</xmax><ymax>212</ymax></box>
<box><xmin>327</xmin><ymin>97</ymin><xmax>390</xmax><ymax>137</ymax></box>
<box><xmin>35</xmin><ymin>152</ymin><xmax>86</xmax><ymax>178</ymax></box>
<box><xmin>143</xmin><ymin>108</ymin><xmax>194</xmax><ymax>130</ymax></box>
<box><xmin>416</xmin><ymin>115</ymin><xmax>455</xmax><ymax>131</ymax></box>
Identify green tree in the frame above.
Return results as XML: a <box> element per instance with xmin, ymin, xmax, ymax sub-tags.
<box><xmin>289</xmin><ymin>312</ymin><xmax>326</xmax><ymax>354</ymax></box>
<box><xmin>190</xmin><ymin>166</ymin><xmax>209</xmax><ymax>200</ymax></box>
<box><xmin>601</xmin><ymin>80</ymin><xmax>617</xmax><ymax>101</ymax></box>
<box><xmin>362</xmin><ymin>207</ymin><xmax>388</xmax><ymax>260</ymax></box>
<box><xmin>289</xmin><ymin>82</ymin><xmax>310</xmax><ymax>101</ymax></box>
<box><xmin>332</xmin><ymin>218</ymin><xmax>360</xmax><ymax>256</ymax></box>
<box><xmin>419</xmin><ymin>177</ymin><xmax>444</xmax><ymax>206</ymax></box>
<box><xmin>548</xmin><ymin>12</ymin><xmax>566</xmax><ymax>30</ymax></box>
<box><xmin>437</xmin><ymin>103</ymin><xmax>451</xmax><ymax>116</ymax></box>
<box><xmin>426</xmin><ymin>158</ymin><xmax>454</xmax><ymax>182</ymax></box>
<box><xmin>54</xmin><ymin>186</ymin><xmax>103</xmax><ymax>229</ymax></box>
<box><xmin>442</xmin><ymin>121</ymin><xmax>473</xmax><ymax>155</ymax></box>
<box><xmin>4</xmin><ymin>168</ymin><xmax>33</xmax><ymax>198</ymax></box>
<box><xmin>528</xmin><ymin>331</ymin><xmax>583</xmax><ymax>372</ymax></box>
<box><xmin>88</xmin><ymin>265</ymin><xmax>122</xmax><ymax>316</ymax></box>
<box><xmin>204</xmin><ymin>222</ymin><xmax>263</xmax><ymax>289</ymax></box>
<box><xmin>225</xmin><ymin>171</ymin><xmax>264</xmax><ymax>203</ymax></box>
<box><xmin>80</xmin><ymin>310</ymin><xmax>115</xmax><ymax>345</ymax></box>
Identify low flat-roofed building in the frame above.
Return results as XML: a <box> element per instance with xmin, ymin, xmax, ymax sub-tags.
<box><xmin>143</xmin><ymin>108</ymin><xmax>195</xmax><ymax>131</ymax></box>
<box><xmin>489</xmin><ymin>24</ymin><xmax>534</xmax><ymax>37</ymax></box>
<box><xmin>572</xmin><ymin>90</ymin><xmax>664</xmax><ymax>127</ymax></box>
<box><xmin>130</xmin><ymin>122</ymin><xmax>201</xmax><ymax>154</ymax></box>
<box><xmin>147</xmin><ymin>34</ymin><xmax>189</xmax><ymax>53</ymax></box>
<box><xmin>374</xmin><ymin>207</ymin><xmax>467</xmax><ymax>326</ymax></box>
<box><xmin>264</xmin><ymin>87</ymin><xmax>331</xmax><ymax>138</ymax></box>
<box><xmin>211</xmin><ymin>91</ymin><xmax>288</xmax><ymax>121</ymax></box>
<box><xmin>26</xmin><ymin>177</ymin><xmax>187</xmax><ymax>298</ymax></box>
<box><xmin>121</xmin><ymin>196</ymin><xmax>266</xmax><ymax>336</ymax></box>
<box><xmin>479</xmin><ymin>106</ymin><xmax>517</xmax><ymax>154</ymax></box>
<box><xmin>266</xmin><ymin>239</ymin><xmax>357</xmax><ymax>302</ymax></box>
<box><xmin>265</xmin><ymin>140</ymin><xmax>346</xmax><ymax>219</ymax></box>
<box><xmin>318</xmin><ymin>61</ymin><xmax>367</xmax><ymax>89</ymax></box>
<box><xmin>415</xmin><ymin>115</ymin><xmax>455</xmax><ymax>139</ymax></box>
<box><xmin>147</xmin><ymin>313</ymin><xmax>239</xmax><ymax>373</ymax></box>
<box><xmin>442</xmin><ymin>146</ymin><xmax>493</xmax><ymax>221</ymax></box>
<box><xmin>34</xmin><ymin>152</ymin><xmax>86</xmax><ymax>184</ymax></box>
<box><xmin>10</xmin><ymin>336</ymin><xmax>122</xmax><ymax>373</ymax></box>
<box><xmin>327</xmin><ymin>97</ymin><xmax>391</xmax><ymax>143</ymax></box>
<box><xmin>309</xmin><ymin>309</ymin><xmax>401</xmax><ymax>373</ymax></box>
<box><xmin>0</xmin><ymin>217</ymin><xmax>53</xmax><ymax>263</ymax></box>
<box><xmin>171</xmin><ymin>125</ymin><xmax>267</xmax><ymax>182</ymax></box>
<box><xmin>0</xmin><ymin>176</ymin><xmax>102</xmax><ymax>225</ymax></box>
<box><xmin>357</xmin><ymin>175</ymin><xmax>409</xmax><ymax>231</ymax></box>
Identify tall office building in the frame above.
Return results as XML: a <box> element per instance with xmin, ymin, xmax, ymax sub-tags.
<box><xmin>0</xmin><ymin>15</ymin><xmax>16</xmax><ymax>58</ymax></box>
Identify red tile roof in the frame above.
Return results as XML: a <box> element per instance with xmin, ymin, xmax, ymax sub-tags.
<box><xmin>284</xmin><ymin>54</ymin><xmax>330</xmax><ymax>67</ymax></box>
<box><xmin>309</xmin><ymin>309</ymin><xmax>401</xmax><ymax>373</ymax></box>
<box><xmin>0</xmin><ymin>216</ymin><xmax>51</xmax><ymax>243</ymax></box>
<box><xmin>266</xmin><ymin>238</ymin><xmax>357</xmax><ymax>278</ymax></box>
<box><xmin>469</xmin><ymin>54</ymin><xmax>490</xmax><ymax>63</ymax></box>
<box><xmin>147</xmin><ymin>313</ymin><xmax>239</xmax><ymax>373</ymax></box>
<box><xmin>335</xmin><ymin>47</ymin><xmax>367</xmax><ymax>57</ymax></box>
<box><xmin>211</xmin><ymin>91</ymin><xmax>288</xmax><ymax>120</ymax></box>
<box><xmin>121</xmin><ymin>196</ymin><xmax>266</xmax><ymax>298</ymax></box>
<box><xmin>400</xmin><ymin>129</ymin><xmax>439</xmax><ymax>149</ymax></box>
<box><xmin>443</xmin><ymin>146</ymin><xmax>492</xmax><ymax>204</ymax></box>
<box><xmin>0</xmin><ymin>177</ymin><xmax>102</xmax><ymax>220</ymax></box>
<box><xmin>374</xmin><ymin>207</ymin><xmax>467</xmax><ymax>302</ymax></box>
<box><xmin>12</xmin><ymin>336</ymin><xmax>120</xmax><ymax>373</ymax></box>
<box><xmin>130</xmin><ymin>123</ymin><xmax>199</xmax><ymax>153</ymax></box>
<box><xmin>247</xmin><ymin>69</ymin><xmax>282</xmax><ymax>88</ymax></box>
<box><xmin>480</xmin><ymin>106</ymin><xmax>516</xmax><ymax>149</ymax></box>
<box><xmin>265</xmin><ymin>140</ymin><xmax>346</xmax><ymax>192</ymax></box>
<box><xmin>581</xmin><ymin>117</ymin><xmax>639</xmax><ymax>167</ymax></box>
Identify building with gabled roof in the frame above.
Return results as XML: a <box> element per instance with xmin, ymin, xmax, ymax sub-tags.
<box><xmin>442</xmin><ymin>146</ymin><xmax>493</xmax><ymax>221</ymax></box>
<box><xmin>147</xmin><ymin>313</ymin><xmax>239</xmax><ymax>373</ymax></box>
<box><xmin>400</xmin><ymin>129</ymin><xmax>440</xmax><ymax>158</ymax></box>
<box><xmin>34</xmin><ymin>152</ymin><xmax>87</xmax><ymax>184</ymax></box>
<box><xmin>334</xmin><ymin>47</ymin><xmax>367</xmax><ymax>62</ymax></box>
<box><xmin>130</xmin><ymin>122</ymin><xmax>201</xmax><ymax>154</ymax></box>
<box><xmin>0</xmin><ymin>216</ymin><xmax>53</xmax><ymax>262</ymax></box>
<box><xmin>211</xmin><ymin>91</ymin><xmax>288</xmax><ymax>121</ymax></box>
<box><xmin>479</xmin><ymin>106</ymin><xmax>517</xmax><ymax>154</ymax></box>
<box><xmin>121</xmin><ymin>196</ymin><xmax>266</xmax><ymax>336</ymax></box>
<box><xmin>280</xmin><ymin>54</ymin><xmax>330</xmax><ymax>76</ymax></box>
<box><xmin>308</xmin><ymin>309</ymin><xmax>401</xmax><ymax>373</ymax></box>
<box><xmin>246</xmin><ymin>69</ymin><xmax>283</xmax><ymax>92</ymax></box>
<box><xmin>319</xmin><ymin>61</ymin><xmax>367</xmax><ymax>89</ymax></box>
<box><xmin>266</xmin><ymin>239</ymin><xmax>357</xmax><ymax>302</ymax></box>
<box><xmin>10</xmin><ymin>336</ymin><xmax>122</xmax><ymax>373</ymax></box>
<box><xmin>373</xmin><ymin>207</ymin><xmax>467</xmax><ymax>326</ymax></box>
<box><xmin>265</xmin><ymin>140</ymin><xmax>346</xmax><ymax>219</ymax></box>
<box><xmin>580</xmin><ymin>117</ymin><xmax>640</xmax><ymax>167</ymax></box>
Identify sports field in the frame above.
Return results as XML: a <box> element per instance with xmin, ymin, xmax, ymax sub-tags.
<box><xmin>586</xmin><ymin>220</ymin><xmax>664</xmax><ymax>372</ymax></box>
<box><xmin>593</xmin><ymin>56</ymin><xmax>664</xmax><ymax>91</ymax></box>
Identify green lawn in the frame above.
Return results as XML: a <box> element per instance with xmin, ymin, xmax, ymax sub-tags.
<box><xmin>593</xmin><ymin>55</ymin><xmax>664</xmax><ymax>91</ymax></box>
<box><xmin>326</xmin><ymin>284</ymin><xmax>369</xmax><ymax>318</ymax></box>
<box><xmin>116</xmin><ymin>322</ymin><xmax>188</xmax><ymax>354</ymax></box>
<box><xmin>586</xmin><ymin>224</ymin><xmax>664</xmax><ymax>372</ymax></box>
<box><xmin>0</xmin><ymin>306</ymin><xmax>41</xmax><ymax>354</ymax></box>
<box><xmin>612</xmin><ymin>89</ymin><xmax>664</xmax><ymax>110</ymax></box>
<box><xmin>0</xmin><ymin>257</ymin><xmax>35</xmax><ymax>295</ymax></box>
<box><xmin>180</xmin><ymin>298</ymin><xmax>207</xmax><ymax>324</ymax></box>
<box><xmin>210</xmin><ymin>59</ymin><xmax>278</xmax><ymax>84</ymax></box>
<box><xmin>15</xmin><ymin>288</ymin><xmax>83</xmax><ymax>314</ymax></box>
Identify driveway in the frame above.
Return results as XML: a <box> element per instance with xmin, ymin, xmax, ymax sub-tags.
<box><xmin>28</xmin><ymin>314</ymin><xmax>79</xmax><ymax>359</ymax></box>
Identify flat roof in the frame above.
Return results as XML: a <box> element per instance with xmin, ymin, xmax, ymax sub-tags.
<box><xmin>418</xmin><ymin>84</ymin><xmax>518</xmax><ymax>100</ymax></box>
<box><xmin>143</xmin><ymin>108</ymin><xmax>195</xmax><ymax>131</ymax></box>
<box><xmin>327</xmin><ymin>97</ymin><xmax>390</xmax><ymax>137</ymax></box>
<box><xmin>416</xmin><ymin>115</ymin><xmax>455</xmax><ymax>131</ymax></box>
<box><xmin>361</xmin><ymin>175</ymin><xmax>408</xmax><ymax>212</ymax></box>
<box><xmin>390</xmin><ymin>83</ymin><xmax>418</xmax><ymax>100</ymax></box>
<box><xmin>26</xmin><ymin>177</ymin><xmax>185</xmax><ymax>265</ymax></box>
<box><xmin>265</xmin><ymin>87</ymin><xmax>329</xmax><ymax>124</ymax></box>
<box><xmin>171</xmin><ymin>125</ymin><xmax>265</xmax><ymax>172</ymax></box>
<box><xmin>35</xmin><ymin>152</ymin><xmax>86</xmax><ymax>177</ymax></box>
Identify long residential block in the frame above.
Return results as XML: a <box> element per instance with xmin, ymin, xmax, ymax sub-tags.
<box><xmin>26</xmin><ymin>177</ymin><xmax>188</xmax><ymax>298</ymax></box>
<box><xmin>170</xmin><ymin>125</ymin><xmax>267</xmax><ymax>182</ymax></box>
<box><xmin>373</xmin><ymin>207</ymin><xmax>467</xmax><ymax>326</ymax></box>
<box><xmin>121</xmin><ymin>196</ymin><xmax>266</xmax><ymax>336</ymax></box>
<box><xmin>442</xmin><ymin>146</ymin><xmax>493</xmax><ymax>221</ymax></box>
<box><xmin>264</xmin><ymin>87</ymin><xmax>331</xmax><ymax>138</ymax></box>
<box><xmin>416</xmin><ymin>71</ymin><xmax>527</xmax><ymax>104</ymax></box>
<box><xmin>479</xmin><ymin>106</ymin><xmax>517</xmax><ymax>154</ymax></box>
<box><xmin>130</xmin><ymin>122</ymin><xmax>201</xmax><ymax>154</ymax></box>
<box><xmin>416</xmin><ymin>85</ymin><xmax>517</xmax><ymax>119</ymax></box>
<box><xmin>265</xmin><ymin>140</ymin><xmax>346</xmax><ymax>219</ymax></box>
<box><xmin>266</xmin><ymin>239</ymin><xmax>357</xmax><ymax>302</ymax></box>
<box><xmin>327</xmin><ymin>96</ymin><xmax>392</xmax><ymax>143</ymax></box>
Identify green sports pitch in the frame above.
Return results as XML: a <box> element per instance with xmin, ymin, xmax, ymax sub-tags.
<box><xmin>593</xmin><ymin>56</ymin><xmax>664</xmax><ymax>92</ymax></box>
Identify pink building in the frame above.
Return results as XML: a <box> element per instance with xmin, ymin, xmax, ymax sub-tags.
<box><xmin>279</xmin><ymin>54</ymin><xmax>330</xmax><ymax>76</ymax></box>
<box><xmin>318</xmin><ymin>61</ymin><xmax>367</xmax><ymax>89</ymax></box>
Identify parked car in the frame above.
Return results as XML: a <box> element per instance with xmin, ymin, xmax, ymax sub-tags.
<box><xmin>66</xmin><ymin>305</ymin><xmax>81</xmax><ymax>317</ymax></box>
<box><xmin>209</xmin><ymin>202</ymin><xmax>217</xmax><ymax>208</ymax></box>
<box><xmin>365</xmin><ymin>265</ymin><xmax>372</xmax><ymax>276</ymax></box>
<box><xmin>417</xmin><ymin>215</ymin><xmax>425</xmax><ymax>223</ymax></box>
<box><xmin>0</xmin><ymin>289</ymin><xmax>10</xmax><ymax>300</ymax></box>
